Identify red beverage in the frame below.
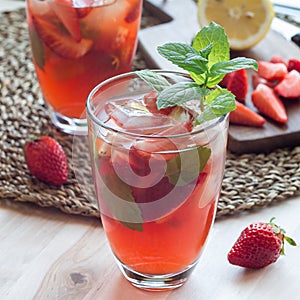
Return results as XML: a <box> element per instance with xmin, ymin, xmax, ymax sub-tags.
<box><xmin>87</xmin><ymin>72</ymin><xmax>229</xmax><ymax>289</ymax></box>
<box><xmin>26</xmin><ymin>0</ymin><xmax>142</xmax><ymax>133</ymax></box>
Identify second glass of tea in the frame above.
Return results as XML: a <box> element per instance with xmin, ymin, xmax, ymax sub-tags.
<box><xmin>26</xmin><ymin>0</ymin><xmax>142</xmax><ymax>135</ymax></box>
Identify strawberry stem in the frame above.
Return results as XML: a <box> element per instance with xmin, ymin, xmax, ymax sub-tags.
<box><xmin>267</xmin><ymin>217</ymin><xmax>297</xmax><ymax>255</ymax></box>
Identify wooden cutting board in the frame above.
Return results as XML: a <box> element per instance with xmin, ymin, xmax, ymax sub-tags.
<box><xmin>140</xmin><ymin>0</ymin><xmax>300</xmax><ymax>154</ymax></box>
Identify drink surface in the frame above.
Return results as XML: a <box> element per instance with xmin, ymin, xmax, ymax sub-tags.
<box><xmin>91</xmin><ymin>93</ymin><xmax>227</xmax><ymax>275</ymax></box>
<box><xmin>27</xmin><ymin>0</ymin><xmax>142</xmax><ymax>118</ymax></box>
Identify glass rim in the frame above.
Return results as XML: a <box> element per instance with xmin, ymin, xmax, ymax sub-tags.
<box><xmin>86</xmin><ymin>70</ymin><xmax>228</xmax><ymax>139</ymax></box>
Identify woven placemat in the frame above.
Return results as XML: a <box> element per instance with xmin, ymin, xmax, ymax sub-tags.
<box><xmin>1</xmin><ymin>8</ymin><xmax>300</xmax><ymax>219</ymax></box>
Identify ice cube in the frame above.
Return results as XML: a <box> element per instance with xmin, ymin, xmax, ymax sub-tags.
<box><xmin>73</xmin><ymin>0</ymin><xmax>116</xmax><ymax>7</ymax></box>
<box><xmin>29</xmin><ymin>0</ymin><xmax>52</xmax><ymax>18</ymax></box>
<box><xmin>105</xmin><ymin>99</ymin><xmax>175</xmax><ymax>134</ymax></box>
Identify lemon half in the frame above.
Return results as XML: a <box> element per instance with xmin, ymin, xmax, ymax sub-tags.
<box><xmin>197</xmin><ymin>0</ymin><xmax>274</xmax><ymax>50</ymax></box>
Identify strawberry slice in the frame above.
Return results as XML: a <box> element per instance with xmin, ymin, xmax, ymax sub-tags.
<box><xmin>258</xmin><ymin>61</ymin><xmax>288</xmax><ymax>81</ymax></box>
<box><xmin>251</xmin><ymin>84</ymin><xmax>288</xmax><ymax>124</ymax></box>
<box><xmin>76</xmin><ymin>0</ymin><xmax>94</xmax><ymax>18</ymax></box>
<box><xmin>32</xmin><ymin>16</ymin><xmax>93</xmax><ymax>59</ymax></box>
<box><xmin>125</xmin><ymin>0</ymin><xmax>142</xmax><ymax>23</ymax></box>
<box><xmin>229</xmin><ymin>101</ymin><xmax>265</xmax><ymax>127</ymax></box>
<box><xmin>270</xmin><ymin>55</ymin><xmax>287</xmax><ymax>66</ymax></box>
<box><xmin>219</xmin><ymin>72</ymin><xmax>233</xmax><ymax>88</ymax></box>
<box><xmin>226</xmin><ymin>69</ymin><xmax>248</xmax><ymax>102</ymax></box>
<box><xmin>143</xmin><ymin>90</ymin><xmax>174</xmax><ymax>115</ymax></box>
<box><xmin>287</xmin><ymin>58</ymin><xmax>300</xmax><ymax>73</ymax></box>
<box><xmin>251</xmin><ymin>74</ymin><xmax>277</xmax><ymax>90</ymax></box>
<box><xmin>48</xmin><ymin>0</ymin><xmax>81</xmax><ymax>42</ymax></box>
<box><xmin>274</xmin><ymin>70</ymin><xmax>300</xmax><ymax>99</ymax></box>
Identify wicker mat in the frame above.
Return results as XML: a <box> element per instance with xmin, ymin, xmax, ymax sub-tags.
<box><xmin>1</xmin><ymin>8</ymin><xmax>300</xmax><ymax>219</ymax></box>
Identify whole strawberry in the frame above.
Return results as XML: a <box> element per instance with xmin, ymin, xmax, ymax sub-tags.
<box><xmin>25</xmin><ymin>136</ymin><xmax>68</xmax><ymax>186</ymax></box>
<box><xmin>228</xmin><ymin>218</ymin><xmax>296</xmax><ymax>269</ymax></box>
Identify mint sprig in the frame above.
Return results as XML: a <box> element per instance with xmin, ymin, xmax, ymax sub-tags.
<box><xmin>136</xmin><ymin>22</ymin><xmax>258</xmax><ymax>124</ymax></box>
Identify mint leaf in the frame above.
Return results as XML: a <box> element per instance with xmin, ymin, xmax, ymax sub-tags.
<box><xmin>157</xmin><ymin>43</ymin><xmax>208</xmax><ymax>74</ymax></box>
<box><xmin>166</xmin><ymin>146</ymin><xmax>211</xmax><ymax>186</ymax></box>
<box><xmin>135</xmin><ymin>22</ymin><xmax>258</xmax><ymax>124</ymax></box>
<box><xmin>29</xmin><ymin>26</ymin><xmax>45</xmax><ymax>71</ymax></box>
<box><xmin>135</xmin><ymin>70</ymin><xmax>170</xmax><ymax>93</ymax></box>
<box><xmin>192</xmin><ymin>22</ymin><xmax>230</xmax><ymax>87</ymax></box>
<box><xmin>157</xmin><ymin>82</ymin><xmax>202</xmax><ymax>109</ymax></box>
<box><xmin>199</xmin><ymin>43</ymin><xmax>213</xmax><ymax>59</ymax></box>
<box><xmin>196</xmin><ymin>88</ymin><xmax>236</xmax><ymax>123</ymax></box>
<box><xmin>209</xmin><ymin>57</ymin><xmax>258</xmax><ymax>76</ymax></box>
<box><xmin>100</xmin><ymin>159</ymin><xmax>143</xmax><ymax>232</ymax></box>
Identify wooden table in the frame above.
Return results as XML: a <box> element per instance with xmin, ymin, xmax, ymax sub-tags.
<box><xmin>1</xmin><ymin>2</ymin><xmax>300</xmax><ymax>299</ymax></box>
<box><xmin>2</xmin><ymin>194</ymin><xmax>300</xmax><ymax>300</ymax></box>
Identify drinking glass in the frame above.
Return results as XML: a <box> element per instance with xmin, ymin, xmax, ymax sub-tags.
<box><xmin>26</xmin><ymin>0</ymin><xmax>142</xmax><ymax>135</ymax></box>
<box><xmin>86</xmin><ymin>71</ymin><xmax>229</xmax><ymax>290</ymax></box>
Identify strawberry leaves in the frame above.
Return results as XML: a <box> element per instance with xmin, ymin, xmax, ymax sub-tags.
<box><xmin>136</xmin><ymin>22</ymin><xmax>258</xmax><ymax>124</ymax></box>
<box><xmin>268</xmin><ymin>217</ymin><xmax>297</xmax><ymax>255</ymax></box>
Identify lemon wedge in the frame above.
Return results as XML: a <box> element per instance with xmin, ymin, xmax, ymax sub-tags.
<box><xmin>197</xmin><ymin>0</ymin><xmax>275</xmax><ymax>50</ymax></box>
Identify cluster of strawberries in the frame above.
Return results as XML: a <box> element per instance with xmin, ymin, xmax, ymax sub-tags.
<box><xmin>221</xmin><ymin>56</ymin><xmax>300</xmax><ymax>127</ymax></box>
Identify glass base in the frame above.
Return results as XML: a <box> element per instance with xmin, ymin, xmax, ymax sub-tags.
<box><xmin>50</xmin><ymin>110</ymin><xmax>88</xmax><ymax>136</ymax></box>
<box><xmin>116</xmin><ymin>259</ymin><xmax>198</xmax><ymax>291</ymax></box>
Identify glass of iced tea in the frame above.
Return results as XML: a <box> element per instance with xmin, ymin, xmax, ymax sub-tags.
<box><xmin>26</xmin><ymin>0</ymin><xmax>142</xmax><ymax>135</ymax></box>
<box><xmin>86</xmin><ymin>70</ymin><xmax>229</xmax><ymax>290</ymax></box>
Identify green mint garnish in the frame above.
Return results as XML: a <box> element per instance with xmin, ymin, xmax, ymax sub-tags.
<box><xmin>135</xmin><ymin>69</ymin><xmax>170</xmax><ymax>93</ymax></box>
<box><xmin>99</xmin><ymin>159</ymin><xmax>143</xmax><ymax>232</ymax></box>
<box><xmin>136</xmin><ymin>22</ymin><xmax>258</xmax><ymax>124</ymax></box>
<box><xmin>29</xmin><ymin>26</ymin><xmax>45</xmax><ymax>71</ymax></box>
<box><xmin>166</xmin><ymin>146</ymin><xmax>211</xmax><ymax>186</ymax></box>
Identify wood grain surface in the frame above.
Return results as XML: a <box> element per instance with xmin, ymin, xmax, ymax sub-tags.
<box><xmin>140</xmin><ymin>0</ymin><xmax>300</xmax><ymax>154</ymax></box>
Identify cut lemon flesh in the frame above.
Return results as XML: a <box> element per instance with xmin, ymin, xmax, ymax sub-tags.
<box><xmin>197</xmin><ymin>0</ymin><xmax>274</xmax><ymax>50</ymax></box>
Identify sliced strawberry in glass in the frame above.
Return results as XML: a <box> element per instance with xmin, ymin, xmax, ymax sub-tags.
<box><xmin>143</xmin><ymin>91</ymin><xmax>174</xmax><ymax>115</ymax></box>
<box><xmin>48</xmin><ymin>0</ymin><xmax>82</xmax><ymax>42</ymax></box>
<box><xmin>32</xmin><ymin>16</ymin><xmax>93</xmax><ymax>59</ymax></box>
<box><xmin>124</xmin><ymin>0</ymin><xmax>141</xmax><ymax>23</ymax></box>
<box><xmin>75</xmin><ymin>0</ymin><xmax>95</xmax><ymax>18</ymax></box>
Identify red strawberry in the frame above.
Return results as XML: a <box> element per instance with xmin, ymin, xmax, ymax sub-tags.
<box><xmin>270</xmin><ymin>55</ymin><xmax>287</xmax><ymax>66</ymax></box>
<box><xmin>275</xmin><ymin>70</ymin><xmax>300</xmax><ymax>99</ymax></box>
<box><xmin>25</xmin><ymin>136</ymin><xmax>68</xmax><ymax>186</ymax></box>
<box><xmin>287</xmin><ymin>58</ymin><xmax>300</xmax><ymax>72</ymax></box>
<box><xmin>226</xmin><ymin>69</ymin><xmax>248</xmax><ymax>102</ymax></box>
<box><xmin>228</xmin><ymin>218</ymin><xmax>296</xmax><ymax>269</ymax></box>
<box><xmin>48</xmin><ymin>0</ymin><xmax>82</xmax><ymax>42</ymax></box>
<box><xmin>258</xmin><ymin>61</ymin><xmax>288</xmax><ymax>81</ymax></box>
<box><xmin>229</xmin><ymin>101</ymin><xmax>265</xmax><ymax>127</ymax></box>
<box><xmin>125</xmin><ymin>0</ymin><xmax>142</xmax><ymax>23</ymax></box>
<box><xmin>143</xmin><ymin>90</ymin><xmax>174</xmax><ymax>115</ymax></box>
<box><xmin>251</xmin><ymin>84</ymin><xmax>288</xmax><ymax>124</ymax></box>
<box><xmin>76</xmin><ymin>0</ymin><xmax>94</xmax><ymax>18</ymax></box>
<box><xmin>32</xmin><ymin>16</ymin><xmax>93</xmax><ymax>59</ymax></box>
<box><xmin>219</xmin><ymin>72</ymin><xmax>233</xmax><ymax>88</ymax></box>
<box><xmin>251</xmin><ymin>73</ymin><xmax>276</xmax><ymax>90</ymax></box>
